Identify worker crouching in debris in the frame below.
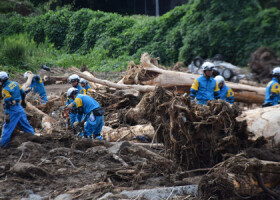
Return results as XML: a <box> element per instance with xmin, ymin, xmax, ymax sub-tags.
<box><xmin>0</xmin><ymin>71</ymin><xmax>34</xmax><ymax>147</ymax></box>
<box><xmin>214</xmin><ymin>75</ymin><xmax>234</xmax><ymax>104</ymax></box>
<box><xmin>24</xmin><ymin>71</ymin><xmax>48</xmax><ymax>104</ymax></box>
<box><xmin>66</xmin><ymin>87</ymin><xmax>104</xmax><ymax>139</ymax></box>
<box><xmin>80</xmin><ymin>78</ymin><xmax>93</xmax><ymax>95</ymax></box>
<box><xmin>263</xmin><ymin>67</ymin><xmax>280</xmax><ymax>107</ymax></box>
<box><xmin>65</xmin><ymin>74</ymin><xmax>87</xmax><ymax>128</ymax></box>
<box><xmin>190</xmin><ymin>62</ymin><xmax>220</xmax><ymax>105</ymax></box>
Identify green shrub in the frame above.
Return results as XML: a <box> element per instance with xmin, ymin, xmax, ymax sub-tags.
<box><xmin>0</xmin><ymin>36</ymin><xmax>26</xmax><ymax>67</ymax></box>
<box><xmin>44</xmin><ymin>8</ymin><xmax>72</xmax><ymax>48</ymax></box>
<box><xmin>25</xmin><ymin>12</ymin><xmax>52</xmax><ymax>44</ymax></box>
<box><xmin>83</xmin><ymin>12</ymin><xmax>119</xmax><ymax>51</ymax></box>
<box><xmin>0</xmin><ymin>13</ymin><xmax>25</xmax><ymax>36</ymax></box>
<box><xmin>65</xmin><ymin>8</ymin><xmax>95</xmax><ymax>53</ymax></box>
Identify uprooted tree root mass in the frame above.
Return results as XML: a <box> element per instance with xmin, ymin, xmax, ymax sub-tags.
<box><xmin>142</xmin><ymin>87</ymin><xmax>249</xmax><ymax>170</ymax></box>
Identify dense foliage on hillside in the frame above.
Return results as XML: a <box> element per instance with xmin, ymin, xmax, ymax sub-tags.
<box><xmin>0</xmin><ymin>0</ymin><xmax>280</xmax><ymax>72</ymax></box>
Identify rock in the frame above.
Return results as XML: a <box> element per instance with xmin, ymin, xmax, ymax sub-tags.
<box><xmin>108</xmin><ymin>141</ymin><xmax>131</xmax><ymax>154</ymax></box>
<box><xmin>97</xmin><ymin>192</ymin><xmax>114</xmax><ymax>200</ymax></box>
<box><xmin>54</xmin><ymin>194</ymin><xmax>72</xmax><ymax>200</ymax></box>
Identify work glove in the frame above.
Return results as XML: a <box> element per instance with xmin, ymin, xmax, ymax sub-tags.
<box><xmin>21</xmin><ymin>101</ymin><xmax>26</xmax><ymax>108</ymax></box>
<box><xmin>5</xmin><ymin>114</ymin><xmax>10</xmax><ymax>124</ymax></box>
<box><xmin>66</xmin><ymin>103</ymin><xmax>75</xmax><ymax>111</ymax></box>
<box><xmin>73</xmin><ymin>121</ymin><xmax>79</xmax><ymax>128</ymax></box>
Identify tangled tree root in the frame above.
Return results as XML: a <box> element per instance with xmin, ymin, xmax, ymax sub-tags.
<box><xmin>142</xmin><ymin>87</ymin><xmax>248</xmax><ymax>170</ymax></box>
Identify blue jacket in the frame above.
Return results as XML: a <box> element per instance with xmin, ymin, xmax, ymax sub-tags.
<box><xmin>220</xmin><ymin>84</ymin><xmax>234</xmax><ymax>104</ymax></box>
<box><xmin>190</xmin><ymin>75</ymin><xmax>220</xmax><ymax>105</ymax></box>
<box><xmin>30</xmin><ymin>75</ymin><xmax>47</xmax><ymax>98</ymax></box>
<box><xmin>2</xmin><ymin>80</ymin><xmax>25</xmax><ymax>114</ymax></box>
<box><xmin>73</xmin><ymin>94</ymin><xmax>100</xmax><ymax>115</ymax></box>
<box><xmin>264</xmin><ymin>77</ymin><xmax>280</xmax><ymax>106</ymax></box>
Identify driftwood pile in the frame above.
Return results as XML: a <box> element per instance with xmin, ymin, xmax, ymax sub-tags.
<box><xmin>137</xmin><ymin>87</ymin><xmax>248</xmax><ymax>170</ymax></box>
<box><xmin>3</xmin><ymin>53</ymin><xmax>280</xmax><ymax>199</ymax></box>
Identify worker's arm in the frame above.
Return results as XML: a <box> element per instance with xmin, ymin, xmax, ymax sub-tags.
<box><xmin>214</xmin><ymin>82</ymin><xmax>220</xmax><ymax>99</ymax></box>
<box><xmin>226</xmin><ymin>88</ymin><xmax>234</xmax><ymax>104</ymax></box>
<box><xmin>190</xmin><ymin>79</ymin><xmax>199</xmax><ymax>102</ymax></box>
<box><xmin>270</xmin><ymin>83</ymin><xmax>280</xmax><ymax>105</ymax></box>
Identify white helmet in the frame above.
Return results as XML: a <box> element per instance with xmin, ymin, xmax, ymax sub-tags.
<box><xmin>24</xmin><ymin>71</ymin><xmax>33</xmax><ymax>79</ymax></box>
<box><xmin>272</xmin><ymin>67</ymin><xmax>280</xmax><ymax>76</ymax></box>
<box><xmin>67</xmin><ymin>87</ymin><xmax>79</xmax><ymax>98</ymax></box>
<box><xmin>0</xmin><ymin>71</ymin><xmax>9</xmax><ymax>84</ymax></box>
<box><xmin>80</xmin><ymin>78</ymin><xmax>87</xmax><ymax>84</ymax></box>
<box><xmin>201</xmin><ymin>62</ymin><xmax>215</xmax><ymax>71</ymax></box>
<box><xmin>214</xmin><ymin>75</ymin><xmax>225</xmax><ymax>85</ymax></box>
<box><xmin>68</xmin><ymin>74</ymin><xmax>80</xmax><ymax>83</ymax></box>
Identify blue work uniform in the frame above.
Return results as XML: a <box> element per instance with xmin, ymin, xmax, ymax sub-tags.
<box><xmin>73</xmin><ymin>94</ymin><xmax>104</xmax><ymax>138</ymax></box>
<box><xmin>219</xmin><ymin>84</ymin><xmax>234</xmax><ymax>104</ymax></box>
<box><xmin>66</xmin><ymin>84</ymin><xmax>87</xmax><ymax>126</ymax></box>
<box><xmin>264</xmin><ymin>77</ymin><xmax>280</xmax><ymax>106</ymax></box>
<box><xmin>30</xmin><ymin>75</ymin><xmax>48</xmax><ymax>104</ymax></box>
<box><xmin>84</xmin><ymin>84</ymin><xmax>93</xmax><ymax>95</ymax></box>
<box><xmin>1</xmin><ymin>80</ymin><xmax>34</xmax><ymax>147</ymax></box>
<box><xmin>190</xmin><ymin>75</ymin><xmax>220</xmax><ymax>105</ymax></box>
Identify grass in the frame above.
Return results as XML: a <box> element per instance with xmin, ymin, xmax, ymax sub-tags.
<box><xmin>0</xmin><ymin>33</ymin><xmax>133</xmax><ymax>74</ymax></box>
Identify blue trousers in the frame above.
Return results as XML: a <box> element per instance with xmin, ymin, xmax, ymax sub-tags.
<box><xmin>1</xmin><ymin>105</ymin><xmax>34</xmax><ymax>147</ymax></box>
<box><xmin>84</xmin><ymin>115</ymin><xmax>104</xmax><ymax>138</ymax></box>
<box><xmin>40</xmin><ymin>95</ymin><xmax>48</xmax><ymax>104</ymax></box>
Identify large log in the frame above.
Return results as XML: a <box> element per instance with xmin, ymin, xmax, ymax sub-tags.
<box><xmin>69</xmin><ymin>67</ymin><xmax>155</xmax><ymax>93</ymax></box>
<box><xmin>102</xmin><ymin>124</ymin><xmax>155</xmax><ymax>142</ymax></box>
<box><xmin>26</xmin><ymin>102</ymin><xmax>55</xmax><ymax>134</ymax></box>
<box><xmin>70</xmin><ymin>53</ymin><xmax>266</xmax><ymax>104</ymax></box>
<box><xmin>236</xmin><ymin>104</ymin><xmax>280</xmax><ymax>146</ymax></box>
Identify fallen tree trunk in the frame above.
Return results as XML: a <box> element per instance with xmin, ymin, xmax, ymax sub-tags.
<box><xmin>26</xmin><ymin>102</ymin><xmax>55</xmax><ymax>134</ymax></box>
<box><xmin>70</xmin><ymin>54</ymin><xmax>265</xmax><ymax>104</ymax></box>
<box><xmin>69</xmin><ymin>67</ymin><xmax>155</xmax><ymax>93</ymax></box>
<box><xmin>199</xmin><ymin>154</ymin><xmax>280</xmax><ymax>199</ymax></box>
<box><xmin>236</xmin><ymin>104</ymin><xmax>280</xmax><ymax>147</ymax></box>
<box><xmin>43</xmin><ymin>76</ymin><xmax>68</xmax><ymax>85</ymax></box>
<box><xmin>123</xmin><ymin>53</ymin><xmax>265</xmax><ymax>104</ymax></box>
<box><xmin>102</xmin><ymin>124</ymin><xmax>155</xmax><ymax>142</ymax></box>
<box><xmin>22</xmin><ymin>73</ymin><xmax>34</xmax><ymax>91</ymax></box>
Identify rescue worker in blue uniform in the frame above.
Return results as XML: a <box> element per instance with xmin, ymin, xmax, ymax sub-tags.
<box><xmin>190</xmin><ymin>62</ymin><xmax>220</xmax><ymax>105</ymax></box>
<box><xmin>65</xmin><ymin>74</ymin><xmax>87</xmax><ymax>128</ymax></box>
<box><xmin>0</xmin><ymin>71</ymin><xmax>34</xmax><ymax>147</ymax></box>
<box><xmin>24</xmin><ymin>71</ymin><xmax>48</xmax><ymax>104</ymax></box>
<box><xmin>80</xmin><ymin>78</ymin><xmax>93</xmax><ymax>95</ymax></box>
<box><xmin>214</xmin><ymin>75</ymin><xmax>234</xmax><ymax>104</ymax></box>
<box><xmin>66</xmin><ymin>88</ymin><xmax>104</xmax><ymax>139</ymax></box>
<box><xmin>263</xmin><ymin>67</ymin><xmax>280</xmax><ymax>107</ymax></box>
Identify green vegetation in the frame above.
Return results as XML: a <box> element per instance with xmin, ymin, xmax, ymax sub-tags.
<box><xmin>1</xmin><ymin>0</ymin><xmax>280</xmax><ymax>74</ymax></box>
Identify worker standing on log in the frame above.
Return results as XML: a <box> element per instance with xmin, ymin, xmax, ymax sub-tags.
<box><xmin>0</xmin><ymin>71</ymin><xmax>34</xmax><ymax>147</ymax></box>
<box><xmin>80</xmin><ymin>78</ymin><xmax>93</xmax><ymax>95</ymax></box>
<box><xmin>190</xmin><ymin>62</ymin><xmax>220</xmax><ymax>105</ymax></box>
<box><xmin>24</xmin><ymin>71</ymin><xmax>48</xmax><ymax>104</ymax></box>
<box><xmin>263</xmin><ymin>67</ymin><xmax>280</xmax><ymax>107</ymax></box>
<box><xmin>66</xmin><ymin>87</ymin><xmax>104</xmax><ymax>139</ymax></box>
<box><xmin>214</xmin><ymin>75</ymin><xmax>234</xmax><ymax>104</ymax></box>
<box><xmin>66</xmin><ymin>74</ymin><xmax>87</xmax><ymax>131</ymax></box>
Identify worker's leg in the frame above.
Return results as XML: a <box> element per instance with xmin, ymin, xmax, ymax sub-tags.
<box><xmin>0</xmin><ymin>111</ymin><xmax>20</xmax><ymax>147</ymax></box>
<box><xmin>17</xmin><ymin>111</ymin><xmax>34</xmax><ymax>134</ymax></box>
